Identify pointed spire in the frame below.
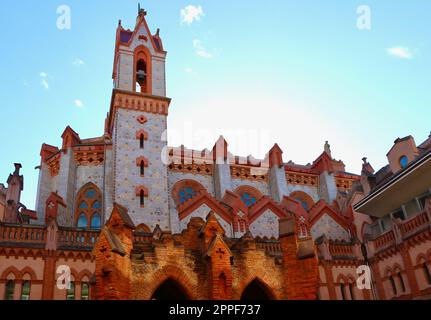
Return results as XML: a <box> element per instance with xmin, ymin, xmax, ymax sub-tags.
<box><xmin>324</xmin><ymin>141</ymin><xmax>332</xmax><ymax>157</ymax></box>
<box><xmin>269</xmin><ymin>143</ymin><xmax>284</xmax><ymax>168</ymax></box>
<box><xmin>212</xmin><ymin>136</ymin><xmax>228</xmax><ymax>163</ymax></box>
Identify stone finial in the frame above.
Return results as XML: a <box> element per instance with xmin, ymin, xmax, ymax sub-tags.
<box><xmin>138</xmin><ymin>3</ymin><xmax>147</xmax><ymax>17</ymax></box>
<box><xmin>362</xmin><ymin>157</ymin><xmax>367</xmax><ymax>164</ymax></box>
<box><xmin>268</xmin><ymin>143</ymin><xmax>284</xmax><ymax>168</ymax></box>
<box><xmin>324</xmin><ymin>141</ymin><xmax>332</xmax><ymax>157</ymax></box>
<box><xmin>13</xmin><ymin>163</ymin><xmax>22</xmax><ymax>175</ymax></box>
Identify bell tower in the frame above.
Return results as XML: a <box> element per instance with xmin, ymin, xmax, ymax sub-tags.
<box><xmin>112</xmin><ymin>5</ymin><xmax>167</xmax><ymax>96</ymax></box>
<box><xmin>107</xmin><ymin>7</ymin><xmax>171</xmax><ymax>231</ymax></box>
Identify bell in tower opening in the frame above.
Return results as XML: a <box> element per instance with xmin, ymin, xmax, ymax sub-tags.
<box><xmin>136</xmin><ymin>59</ymin><xmax>148</xmax><ymax>93</ymax></box>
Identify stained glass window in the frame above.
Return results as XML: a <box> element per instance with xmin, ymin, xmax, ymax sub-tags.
<box><xmin>81</xmin><ymin>283</ymin><xmax>90</xmax><ymax>300</ymax></box>
<box><xmin>295</xmin><ymin>198</ymin><xmax>309</xmax><ymax>211</ymax></box>
<box><xmin>66</xmin><ymin>282</ymin><xmax>75</xmax><ymax>300</ymax></box>
<box><xmin>92</xmin><ymin>201</ymin><xmax>101</xmax><ymax>209</ymax></box>
<box><xmin>90</xmin><ymin>214</ymin><xmax>101</xmax><ymax>230</ymax></box>
<box><xmin>399</xmin><ymin>156</ymin><xmax>408</xmax><ymax>169</ymax></box>
<box><xmin>20</xmin><ymin>281</ymin><xmax>31</xmax><ymax>300</ymax></box>
<box><xmin>4</xmin><ymin>280</ymin><xmax>15</xmax><ymax>300</ymax></box>
<box><xmin>79</xmin><ymin>201</ymin><xmax>88</xmax><ymax>209</ymax></box>
<box><xmin>77</xmin><ymin>214</ymin><xmax>88</xmax><ymax>229</ymax></box>
<box><xmin>75</xmin><ymin>184</ymin><xmax>102</xmax><ymax>230</ymax></box>
<box><xmin>241</xmin><ymin>193</ymin><xmax>257</xmax><ymax>207</ymax></box>
<box><xmin>178</xmin><ymin>187</ymin><xmax>196</xmax><ymax>204</ymax></box>
<box><xmin>85</xmin><ymin>189</ymin><xmax>96</xmax><ymax>199</ymax></box>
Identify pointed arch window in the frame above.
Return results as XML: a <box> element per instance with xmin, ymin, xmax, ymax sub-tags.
<box><xmin>90</xmin><ymin>213</ymin><xmax>101</xmax><ymax>230</ymax></box>
<box><xmin>75</xmin><ymin>184</ymin><xmax>102</xmax><ymax>230</ymax></box>
<box><xmin>340</xmin><ymin>283</ymin><xmax>346</xmax><ymax>300</ymax></box>
<box><xmin>77</xmin><ymin>214</ymin><xmax>88</xmax><ymax>229</ymax></box>
<box><xmin>140</xmin><ymin>160</ymin><xmax>145</xmax><ymax>176</ymax></box>
<box><xmin>348</xmin><ymin>283</ymin><xmax>355</xmax><ymax>300</ymax></box>
<box><xmin>81</xmin><ymin>282</ymin><xmax>90</xmax><ymax>300</ymax></box>
<box><xmin>389</xmin><ymin>275</ymin><xmax>397</xmax><ymax>296</ymax></box>
<box><xmin>140</xmin><ymin>134</ymin><xmax>145</xmax><ymax>149</ymax></box>
<box><xmin>66</xmin><ymin>282</ymin><xmax>75</xmax><ymax>300</ymax></box>
<box><xmin>397</xmin><ymin>272</ymin><xmax>406</xmax><ymax>292</ymax></box>
<box><xmin>4</xmin><ymin>280</ymin><xmax>15</xmax><ymax>300</ymax></box>
<box><xmin>423</xmin><ymin>263</ymin><xmax>431</xmax><ymax>285</ymax></box>
<box><xmin>20</xmin><ymin>281</ymin><xmax>31</xmax><ymax>300</ymax></box>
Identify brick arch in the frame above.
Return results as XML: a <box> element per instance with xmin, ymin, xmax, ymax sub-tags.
<box><xmin>171</xmin><ymin>179</ymin><xmax>207</xmax><ymax>207</ymax></box>
<box><xmin>234</xmin><ymin>186</ymin><xmax>263</xmax><ymax>200</ymax></box>
<box><xmin>144</xmin><ymin>265</ymin><xmax>198</xmax><ymax>300</ymax></box>
<box><xmin>1</xmin><ymin>266</ymin><xmax>20</xmax><ymax>280</ymax></box>
<box><xmin>336</xmin><ymin>274</ymin><xmax>355</xmax><ymax>284</ymax></box>
<box><xmin>385</xmin><ymin>263</ymin><xmax>404</xmax><ymax>277</ymax></box>
<box><xmin>136</xmin><ymin>223</ymin><xmax>152</xmax><ymax>233</ymax></box>
<box><xmin>416</xmin><ymin>253</ymin><xmax>428</xmax><ymax>265</ymax></box>
<box><xmin>77</xmin><ymin>269</ymin><xmax>94</xmax><ymax>282</ymax></box>
<box><xmin>134</xmin><ymin>45</ymin><xmax>153</xmax><ymax>94</ymax></box>
<box><xmin>289</xmin><ymin>191</ymin><xmax>314</xmax><ymax>211</ymax></box>
<box><xmin>19</xmin><ymin>267</ymin><xmax>37</xmax><ymax>281</ymax></box>
<box><xmin>234</xmin><ymin>274</ymin><xmax>280</xmax><ymax>300</ymax></box>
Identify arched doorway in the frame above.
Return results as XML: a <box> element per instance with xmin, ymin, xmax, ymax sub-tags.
<box><xmin>241</xmin><ymin>279</ymin><xmax>274</xmax><ymax>300</ymax></box>
<box><xmin>151</xmin><ymin>279</ymin><xmax>190</xmax><ymax>300</ymax></box>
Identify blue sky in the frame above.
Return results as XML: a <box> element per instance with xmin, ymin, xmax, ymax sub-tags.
<box><xmin>0</xmin><ymin>0</ymin><xmax>430</xmax><ymax>209</ymax></box>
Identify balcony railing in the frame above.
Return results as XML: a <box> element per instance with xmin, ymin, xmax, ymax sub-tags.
<box><xmin>328</xmin><ymin>242</ymin><xmax>355</xmax><ymax>258</ymax></box>
<box><xmin>0</xmin><ymin>224</ymin><xmax>46</xmax><ymax>246</ymax></box>
<box><xmin>255</xmin><ymin>239</ymin><xmax>282</xmax><ymax>256</ymax></box>
<box><xmin>57</xmin><ymin>228</ymin><xmax>100</xmax><ymax>250</ymax></box>
<box><xmin>373</xmin><ymin>230</ymin><xmax>396</xmax><ymax>252</ymax></box>
<box><xmin>399</xmin><ymin>211</ymin><xmax>430</xmax><ymax>239</ymax></box>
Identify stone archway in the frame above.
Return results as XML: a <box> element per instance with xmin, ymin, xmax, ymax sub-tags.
<box><xmin>151</xmin><ymin>278</ymin><xmax>191</xmax><ymax>300</ymax></box>
<box><xmin>240</xmin><ymin>278</ymin><xmax>276</xmax><ymax>300</ymax></box>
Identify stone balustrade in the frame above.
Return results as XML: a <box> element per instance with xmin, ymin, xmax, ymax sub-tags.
<box><xmin>0</xmin><ymin>224</ymin><xmax>46</xmax><ymax>246</ymax></box>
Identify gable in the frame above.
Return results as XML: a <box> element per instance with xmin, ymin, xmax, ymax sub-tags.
<box><xmin>179</xmin><ymin>204</ymin><xmax>233</xmax><ymax>237</ymax></box>
<box><xmin>249</xmin><ymin>209</ymin><xmax>280</xmax><ymax>239</ymax></box>
<box><xmin>310</xmin><ymin>213</ymin><xmax>350</xmax><ymax>241</ymax></box>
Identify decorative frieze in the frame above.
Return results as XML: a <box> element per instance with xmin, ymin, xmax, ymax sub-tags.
<box><xmin>168</xmin><ymin>162</ymin><xmax>213</xmax><ymax>176</ymax></box>
<box><xmin>230</xmin><ymin>165</ymin><xmax>267</xmax><ymax>181</ymax></box>
<box><xmin>73</xmin><ymin>146</ymin><xmax>105</xmax><ymax>167</ymax></box>
<box><xmin>285</xmin><ymin>171</ymin><xmax>319</xmax><ymax>187</ymax></box>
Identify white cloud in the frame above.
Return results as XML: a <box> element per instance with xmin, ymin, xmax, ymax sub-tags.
<box><xmin>73</xmin><ymin>58</ymin><xmax>85</xmax><ymax>66</ymax></box>
<box><xmin>387</xmin><ymin>46</ymin><xmax>414</xmax><ymax>59</ymax></box>
<box><xmin>181</xmin><ymin>5</ymin><xmax>204</xmax><ymax>25</ymax></box>
<box><xmin>192</xmin><ymin>39</ymin><xmax>213</xmax><ymax>58</ymax></box>
<box><xmin>184</xmin><ymin>67</ymin><xmax>193</xmax><ymax>73</ymax></box>
<box><xmin>74</xmin><ymin>99</ymin><xmax>84</xmax><ymax>108</ymax></box>
<box><xmin>40</xmin><ymin>72</ymin><xmax>49</xmax><ymax>90</ymax></box>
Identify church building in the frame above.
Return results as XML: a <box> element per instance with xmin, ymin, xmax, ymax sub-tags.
<box><xmin>0</xmin><ymin>8</ymin><xmax>430</xmax><ymax>300</ymax></box>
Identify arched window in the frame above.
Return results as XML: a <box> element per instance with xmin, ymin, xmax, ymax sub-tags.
<box><xmin>4</xmin><ymin>280</ymin><xmax>15</xmax><ymax>300</ymax></box>
<box><xmin>81</xmin><ymin>282</ymin><xmax>90</xmax><ymax>300</ymax></box>
<box><xmin>290</xmin><ymin>191</ymin><xmax>314</xmax><ymax>211</ymax></box>
<box><xmin>75</xmin><ymin>184</ymin><xmax>102</xmax><ymax>230</ymax></box>
<box><xmin>90</xmin><ymin>214</ymin><xmax>101</xmax><ymax>230</ymax></box>
<box><xmin>423</xmin><ymin>263</ymin><xmax>431</xmax><ymax>285</ymax></box>
<box><xmin>140</xmin><ymin>160</ymin><xmax>145</xmax><ymax>176</ymax></box>
<box><xmin>140</xmin><ymin>134</ymin><xmax>145</xmax><ymax>149</ymax></box>
<box><xmin>389</xmin><ymin>276</ymin><xmax>397</xmax><ymax>296</ymax></box>
<box><xmin>399</xmin><ymin>156</ymin><xmax>408</xmax><ymax>169</ymax></box>
<box><xmin>240</xmin><ymin>193</ymin><xmax>257</xmax><ymax>207</ymax></box>
<box><xmin>234</xmin><ymin>186</ymin><xmax>263</xmax><ymax>208</ymax></box>
<box><xmin>20</xmin><ymin>281</ymin><xmax>31</xmax><ymax>300</ymax></box>
<box><xmin>340</xmin><ymin>283</ymin><xmax>346</xmax><ymax>300</ymax></box>
<box><xmin>140</xmin><ymin>190</ymin><xmax>145</xmax><ymax>207</ymax></box>
<box><xmin>136</xmin><ymin>59</ymin><xmax>147</xmax><ymax>93</ymax></box>
<box><xmin>397</xmin><ymin>272</ymin><xmax>406</xmax><ymax>292</ymax></box>
<box><xmin>178</xmin><ymin>187</ymin><xmax>197</xmax><ymax>204</ymax></box>
<box><xmin>77</xmin><ymin>214</ymin><xmax>88</xmax><ymax>229</ymax></box>
<box><xmin>348</xmin><ymin>283</ymin><xmax>355</xmax><ymax>300</ymax></box>
<box><xmin>66</xmin><ymin>282</ymin><xmax>75</xmax><ymax>300</ymax></box>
